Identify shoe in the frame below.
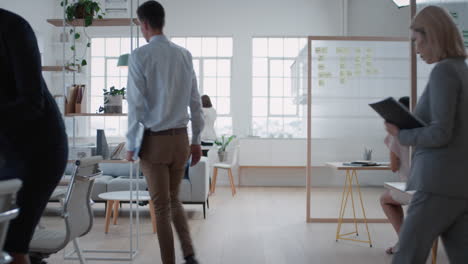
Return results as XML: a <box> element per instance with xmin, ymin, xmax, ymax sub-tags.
<box><xmin>385</xmin><ymin>242</ymin><xmax>399</xmax><ymax>255</ymax></box>
<box><xmin>184</xmin><ymin>255</ymin><xmax>199</xmax><ymax>264</ymax></box>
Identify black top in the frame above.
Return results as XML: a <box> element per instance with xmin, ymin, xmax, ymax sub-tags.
<box><xmin>0</xmin><ymin>9</ymin><xmax>66</xmax><ymax>156</ymax></box>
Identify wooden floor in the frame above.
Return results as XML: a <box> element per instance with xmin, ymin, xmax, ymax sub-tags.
<box><xmin>42</xmin><ymin>187</ymin><xmax>449</xmax><ymax>264</ymax></box>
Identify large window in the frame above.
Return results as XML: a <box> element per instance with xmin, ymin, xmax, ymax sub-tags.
<box><xmin>252</xmin><ymin>37</ymin><xmax>307</xmax><ymax>138</ymax></box>
<box><xmin>171</xmin><ymin>37</ymin><xmax>233</xmax><ymax>136</ymax></box>
<box><xmin>89</xmin><ymin>37</ymin><xmax>145</xmax><ymax>137</ymax></box>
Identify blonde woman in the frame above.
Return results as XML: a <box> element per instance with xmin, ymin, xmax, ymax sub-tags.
<box><xmin>385</xmin><ymin>6</ymin><xmax>468</xmax><ymax>264</ymax></box>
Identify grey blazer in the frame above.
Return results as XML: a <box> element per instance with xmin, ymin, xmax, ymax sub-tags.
<box><xmin>399</xmin><ymin>57</ymin><xmax>468</xmax><ymax>198</ymax></box>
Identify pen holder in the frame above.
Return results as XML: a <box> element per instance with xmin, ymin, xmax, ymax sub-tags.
<box><xmin>363</xmin><ymin>148</ymin><xmax>373</xmax><ymax>161</ymax></box>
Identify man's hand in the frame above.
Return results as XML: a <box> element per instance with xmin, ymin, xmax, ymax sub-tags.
<box><xmin>126</xmin><ymin>151</ymin><xmax>135</xmax><ymax>162</ymax></box>
<box><xmin>190</xmin><ymin>144</ymin><xmax>202</xmax><ymax>166</ymax></box>
<box><xmin>385</xmin><ymin>122</ymin><xmax>400</xmax><ymax>137</ymax></box>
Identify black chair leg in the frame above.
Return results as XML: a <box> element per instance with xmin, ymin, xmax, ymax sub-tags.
<box><xmin>203</xmin><ymin>203</ymin><xmax>206</xmax><ymax>219</ymax></box>
<box><xmin>207</xmin><ymin>197</ymin><xmax>210</xmax><ymax>209</ymax></box>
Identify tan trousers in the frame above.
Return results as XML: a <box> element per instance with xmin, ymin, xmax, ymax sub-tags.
<box><xmin>139</xmin><ymin>132</ymin><xmax>194</xmax><ymax>264</ymax></box>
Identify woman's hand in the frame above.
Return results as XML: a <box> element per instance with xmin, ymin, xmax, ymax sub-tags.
<box><xmin>385</xmin><ymin>122</ymin><xmax>400</xmax><ymax>137</ymax></box>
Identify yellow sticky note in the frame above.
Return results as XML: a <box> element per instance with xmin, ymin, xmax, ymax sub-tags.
<box><xmin>319</xmin><ymin>80</ymin><xmax>325</xmax><ymax>87</ymax></box>
<box><xmin>347</xmin><ymin>70</ymin><xmax>352</xmax><ymax>77</ymax></box>
<box><xmin>355</xmin><ymin>48</ymin><xmax>361</xmax><ymax>53</ymax></box>
<box><xmin>340</xmin><ymin>63</ymin><xmax>346</xmax><ymax>69</ymax></box>
<box><xmin>366</xmin><ymin>48</ymin><xmax>373</xmax><ymax>53</ymax></box>
<box><xmin>336</xmin><ymin>47</ymin><xmax>343</xmax><ymax>53</ymax></box>
<box><xmin>355</xmin><ymin>57</ymin><xmax>361</xmax><ymax>63</ymax></box>
<box><xmin>366</xmin><ymin>62</ymin><xmax>372</xmax><ymax>67</ymax></box>
<box><xmin>318</xmin><ymin>64</ymin><xmax>325</xmax><ymax>71</ymax></box>
<box><xmin>340</xmin><ymin>71</ymin><xmax>346</xmax><ymax>77</ymax></box>
<box><xmin>322</xmin><ymin>47</ymin><xmax>328</xmax><ymax>54</ymax></box>
<box><xmin>315</xmin><ymin>47</ymin><xmax>322</xmax><ymax>54</ymax></box>
<box><xmin>318</xmin><ymin>55</ymin><xmax>325</xmax><ymax>61</ymax></box>
<box><xmin>355</xmin><ymin>70</ymin><xmax>361</xmax><ymax>76</ymax></box>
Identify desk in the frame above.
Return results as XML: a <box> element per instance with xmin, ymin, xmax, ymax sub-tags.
<box><xmin>325</xmin><ymin>162</ymin><xmax>391</xmax><ymax>247</ymax></box>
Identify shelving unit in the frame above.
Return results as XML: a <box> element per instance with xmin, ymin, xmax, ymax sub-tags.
<box><xmin>47</xmin><ymin>18</ymin><xmax>139</xmax><ymax>27</ymax></box>
<box><xmin>46</xmin><ymin>1</ymin><xmax>142</xmax><ymax>262</ymax></box>
<box><xmin>65</xmin><ymin>113</ymin><xmax>128</xmax><ymax>117</ymax></box>
<box><xmin>42</xmin><ymin>66</ymin><xmax>76</xmax><ymax>72</ymax></box>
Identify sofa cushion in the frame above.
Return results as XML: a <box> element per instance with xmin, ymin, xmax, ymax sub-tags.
<box><xmin>91</xmin><ymin>175</ymin><xmax>114</xmax><ymax>201</ymax></box>
<box><xmin>179</xmin><ymin>180</ymin><xmax>192</xmax><ymax>202</ymax></box>
<box><xmin>107</xmin><ymin>176</ymin><xmax>148</xmax><ymax>192</ymax></box>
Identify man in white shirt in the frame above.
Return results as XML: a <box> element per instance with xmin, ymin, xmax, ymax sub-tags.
<box><xmin>125</xmin><ymin>2</ymin><xmax>204</xmax><ymax>264</ymax></box>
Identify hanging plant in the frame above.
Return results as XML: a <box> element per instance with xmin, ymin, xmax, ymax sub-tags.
<box><xmin>60</xmin><ymin>0</ymin><xmax>105</xmax><ymax>68</ymax></box>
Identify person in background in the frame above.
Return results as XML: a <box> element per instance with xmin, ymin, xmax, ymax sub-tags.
<box><xmin>200</xmin><ymin>95</ymin><xmax>217</xmax><ymax>156</ymax></box>
<box><xmin>386</xmin><ymin>6</ymin><xmax>468</xmax><ymax>264</ymax></box>
<box><xmin>0</xmin><ymin>9</ymin><xmax>68</xmax><ymax>264</ymax></box>
<box><xmin>380</xmin><ymin>96</ymin><xmax>410</xmax><ymax>255</ymax></box>
<box><xmin>125</xmin><ymin>1</ymin><xmax>203</xmax><ymax>264</ymax></box>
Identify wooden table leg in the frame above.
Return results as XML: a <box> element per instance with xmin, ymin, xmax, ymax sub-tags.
<box><xmin>104</xmin><ymin>200</ymin><xmax>114</xmax><ymax>234</ymax></box>
<box><xmin>432</xmin><ymin>239</ymin><xmax>439</xmax><ymax>264</ymax></box>
<box><xmin>113</xmin><ymin>200</ymin><xmax>120</xmax><ymax>225</ymax></box>
<box><xmin>210</xmin><ymin>167</ymin><xmax>218</xmax><ymax>194</ymax></box>
<box><xmin>148</xmin><ymin>200</ymin><xmax>157</xmax><ymax>234</ymax></box>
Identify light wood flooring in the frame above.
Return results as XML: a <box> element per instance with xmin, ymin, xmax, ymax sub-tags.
<box><xmin>41</xmin><ymin>187</ymin><xmax>449</xmax><ymax>264</ymax></box>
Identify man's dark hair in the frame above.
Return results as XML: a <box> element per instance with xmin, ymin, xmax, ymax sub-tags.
<box><xmin>398</xmin><ymin>96</ymin><xmax>410</xmax><ymax>109</ymax></box>
<box><xmin>137</xmin><ymin>1</ymin><xmax>165</xmax><ymax>30</ymax></box>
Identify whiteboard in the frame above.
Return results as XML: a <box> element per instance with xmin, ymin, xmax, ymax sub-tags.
<box><xmin>307</xmin><ymin>38</ymin><xmax>410</xmax><ymax>165</ymax></box>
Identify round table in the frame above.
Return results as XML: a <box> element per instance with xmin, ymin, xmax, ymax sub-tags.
<box><xmin>98</xmin><ymin>191</ymin><xmax>157</xmax><ymax>234</ymax></box>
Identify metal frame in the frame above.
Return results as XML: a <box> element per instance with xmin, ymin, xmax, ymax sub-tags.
<box><xmin>335</xmin><ymin>169</ymin><xmax>373</xmax><ymax>247</ymax></box>
<box><xmin>305</xmin><ymin>36</ymin><xmax>410</xmax><ymax>224</ymax></box>
<box><xmin>65</xmin><ymin>161</ymin><xmax>142</xmax><ymax>262</ymax></box>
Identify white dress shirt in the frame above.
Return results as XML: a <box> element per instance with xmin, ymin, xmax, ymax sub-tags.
<box><xmin>201</xmin><ymin>107</ymin><xmax>217</xmax><ymax>141</ymax></box>
<box><xmin>126</xmin><ymin>35</ymin><xmax>204</xmax><ymax>151</ymax></box>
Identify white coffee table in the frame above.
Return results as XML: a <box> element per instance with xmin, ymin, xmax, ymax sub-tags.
<box><xmin>98</xmin><ymin>191</ymin><xmax>157</xmax><ymax>234</ymax></box>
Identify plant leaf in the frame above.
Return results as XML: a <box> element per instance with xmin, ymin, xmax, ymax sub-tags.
<box><xmin>70</xmin><ymin>45</ymin><xmax>75</xmax><ymax>51</ymax></box>
<box><xmin>87</xmin><ymin>42</ymin><xmax>91</xmax><ymax>47</ymax></box>
<box><xmin>81</xmin><ymin>59</ymin><xmax>87</xmax><ymax>66</ymax></box>
<box><xmin>74</xmin><ymin>33</ymin><xmax>80</xmax><ymax>39</ymax></box>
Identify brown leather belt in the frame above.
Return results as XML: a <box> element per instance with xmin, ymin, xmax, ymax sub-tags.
<box><xmin>145</xmin><ymin>127</ymin><xmax>187</xmax><ymax>136</ymax></box>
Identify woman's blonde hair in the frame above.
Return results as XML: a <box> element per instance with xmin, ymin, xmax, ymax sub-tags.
<box><xmin>411</xmin><ymin>5</ymin><xmax>467</xmax><ymax>60</ymax></box>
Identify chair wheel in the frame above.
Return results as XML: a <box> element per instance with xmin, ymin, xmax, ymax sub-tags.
<box><xmin>370</xmin><ymin>244</ymin><xmax>373</xmax><ymax>248</ymax></box>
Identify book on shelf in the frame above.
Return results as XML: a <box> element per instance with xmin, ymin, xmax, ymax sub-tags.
<box><xmin>65</xmin><ymin>84</ymin><xmax>86</xmax><ymax>114</ymax></box>
<box><xmin>110</xmin><ymin>142</ymin><xmax>126</xmax><ymax>160</ymax></box>
<box><xmin>369</xmin><ymin>97</ymin><xmax>426</xmax><ymax>129</ymax></box>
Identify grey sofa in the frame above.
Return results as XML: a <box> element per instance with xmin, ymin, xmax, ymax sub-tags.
<box><xmin>63</xmin><ymin>157</ymin><xmax>210</xmax><ymax>218</ymax></box>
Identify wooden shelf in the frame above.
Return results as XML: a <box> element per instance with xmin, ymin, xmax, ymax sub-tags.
<box><xmin>68</xmin><ymin>159</ymin><xmax>134</xmax><ymax>164</ymax></box>
<box><xmin>42</xmin><ymin>66</ymin><xmax>76</xmax><ymax>72</ymax></box>
<box><xmin>47</xmin><ymin>18</ymin><xmax>139</xmax><ymax>27</ymax></box>
<box><xmin>65</xmin><ymin>113</ymin><xmax>127</xmax><ymax>117</ymax></box>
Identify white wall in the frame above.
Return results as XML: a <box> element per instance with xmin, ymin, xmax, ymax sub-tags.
<box><xmin>0</xmin><ymin>0</ymin><xmax>409</xmax><ymax>187</ymax></box>
<box><xmin>348</xmin><ymin>0</ymin><xmax>410</xmax><ymax>37</ymax></box>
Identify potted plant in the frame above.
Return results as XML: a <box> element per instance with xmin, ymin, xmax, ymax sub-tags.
<box><xmin>60</xmin><ymin>0</ymin><xmax>105</xmax><ymax>68</ymax></box>
<box><xmin>99</xmin><ymin>86</ymin><xmax>126</xmax><ymax>114</ymax></box>
<box><xmin>215</xmin><ymin>135</ymin><xmax>236</xmax><ymax>162</ymax></box>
